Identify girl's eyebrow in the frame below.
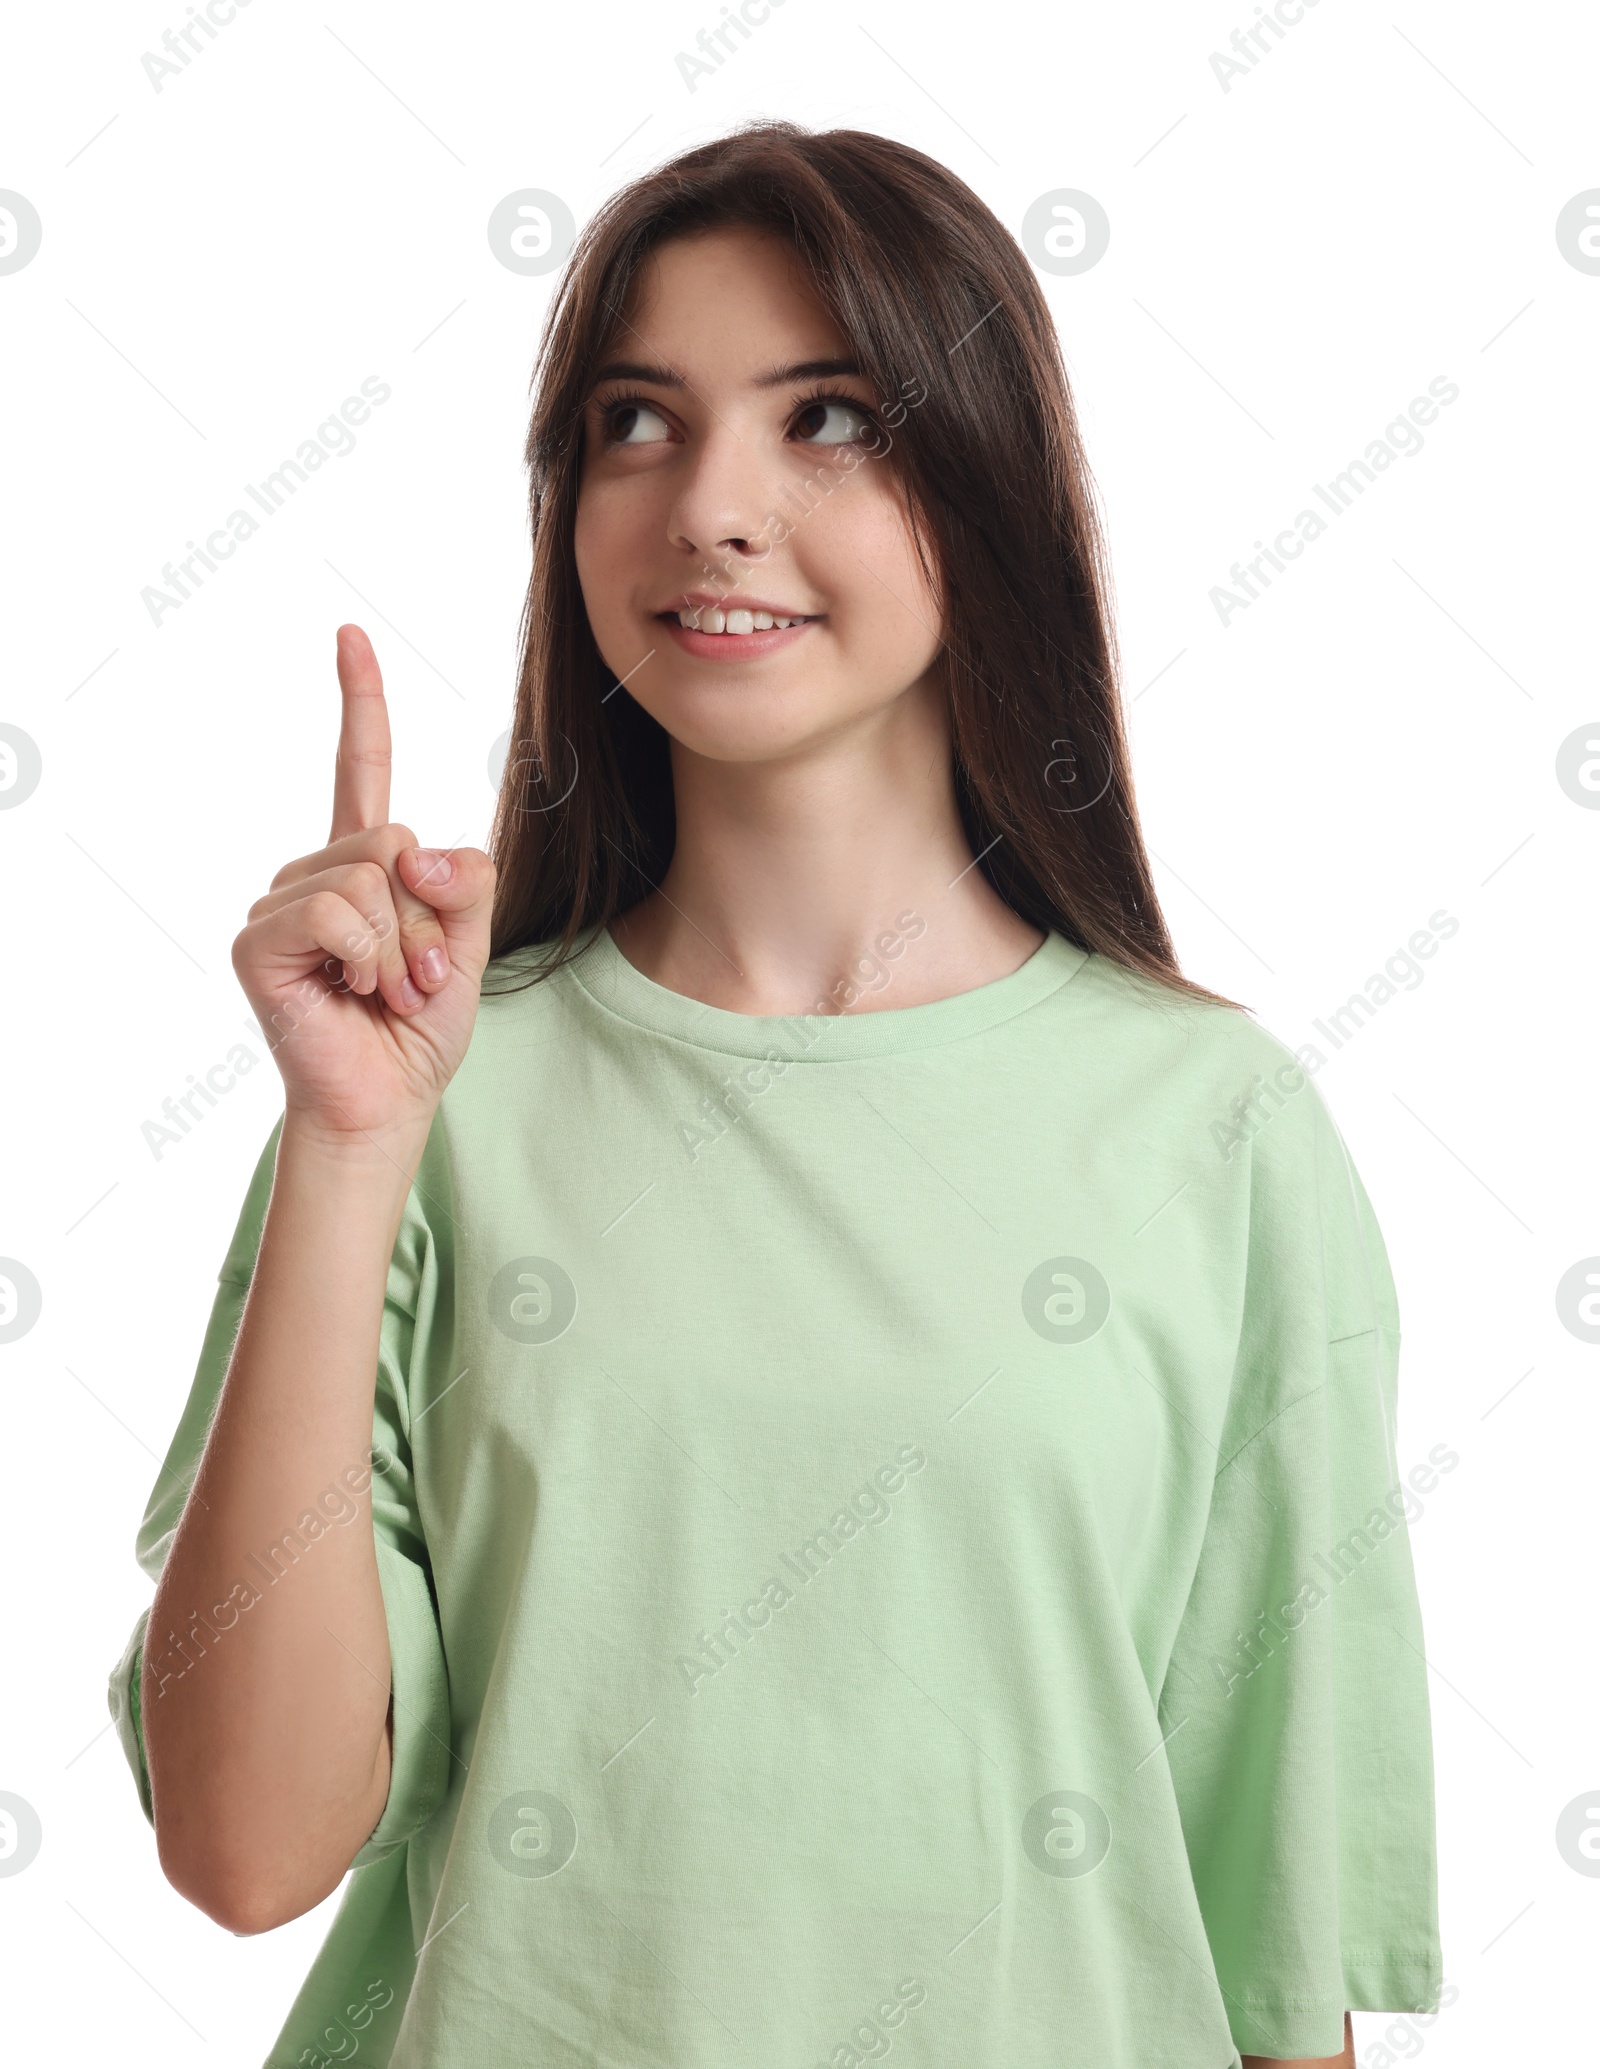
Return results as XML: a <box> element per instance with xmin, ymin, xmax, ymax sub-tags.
<box><xmin>751</xmin><ymin>356</ymin><xmax>863</xmax><ymax>388</ymax></box>
<box><xmin>591</xmin><ymin>359</ymin><xmax>682</xmax><ymax>388</ymax></box>
<box><xmin>588</xmin><ymin>355</ymin><xmax>864</xmax><ymax>392</ymax></box>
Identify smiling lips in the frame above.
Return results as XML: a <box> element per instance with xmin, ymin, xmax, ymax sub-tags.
<box><xmin>657</xmin><ymin>596</ymin><xmax>820</xmax><ymax>639</ymax></box>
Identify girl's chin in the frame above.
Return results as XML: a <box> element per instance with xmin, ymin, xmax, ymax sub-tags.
<box><xmin>628</xmin><ymin>694</ymin><xmax>851</xmax><ymax>767</ymax></box>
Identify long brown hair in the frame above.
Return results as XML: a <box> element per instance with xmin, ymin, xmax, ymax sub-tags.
<box><xmin>484</xmin><ymin>119</ymin><xmax>1236</xmax><ymax>1011</ymax></box>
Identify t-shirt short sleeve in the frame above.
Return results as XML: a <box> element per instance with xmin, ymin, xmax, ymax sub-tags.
<box><xmin>1157</xmin><ymin>1077</ymin><xmax>1444</xmax><ymax>2061</ymax></box>
<box><xmin>106</xmin><ymin>1115</ymin><xmax>453</xmax><ymax>1871</ymax></box>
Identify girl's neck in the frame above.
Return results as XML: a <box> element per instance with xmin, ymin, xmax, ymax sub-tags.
<box><xmin>609</xmin><ymin>683</ymin><xmax>1045</xmax><ymax>1017</ymax></box>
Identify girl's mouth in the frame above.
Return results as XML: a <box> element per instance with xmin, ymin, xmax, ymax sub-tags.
<box><xmin>656</xmin><ymin>607</ymin><xmax>821</xmax><ymax>659</ymax></box>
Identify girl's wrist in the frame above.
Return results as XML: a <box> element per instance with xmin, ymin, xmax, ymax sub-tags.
<box><xmin>277</xmin><ymin>1107</ymin><xmax>435</xmax><ymax>1182</ymax></box>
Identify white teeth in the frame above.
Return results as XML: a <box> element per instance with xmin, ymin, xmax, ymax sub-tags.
<box><xmin>675</xmin><ymin>607</ymin><xmax>807</xmax><ymax>634</ymax></box>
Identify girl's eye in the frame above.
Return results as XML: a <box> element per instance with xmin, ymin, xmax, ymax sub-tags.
<box><xmin>792</xmin><ymin>400</ymin><xmax>872</xmax><ymax>446</ymax></box>
<box><xmin>605</xmin><ymin>401</ymin><xmax>673</xmax><ymax>446</ymax></box>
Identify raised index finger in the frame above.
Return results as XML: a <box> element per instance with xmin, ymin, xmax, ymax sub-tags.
<box><xmin>330</xmin><ymin>623</ymin><xmax>392</xmax><ymax>842</ymax></box>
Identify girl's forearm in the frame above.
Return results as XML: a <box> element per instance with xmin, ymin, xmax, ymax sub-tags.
<box><xmin>142</xmin><ymin>1116</ymin><xmax>430</xmax><ymax>1934</ymax></box>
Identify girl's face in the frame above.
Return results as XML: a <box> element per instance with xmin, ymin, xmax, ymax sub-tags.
<box><xmin>573</xmin><ymin>226</ymin><xmax>943</xmax><ymax>765</ymax></box>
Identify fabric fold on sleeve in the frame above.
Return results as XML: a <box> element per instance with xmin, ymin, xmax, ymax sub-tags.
<box><xmin>1158</xmin><ymin>1081</ymin><xmax>1444</xmax><ymax>2062</ymax></box>
<box><xmin>106</xmin><ymin>1112</ymin><xmax>452</xmax><ymax>1870</ymax></box>
<box><xmin>351</xmin><ymin>1293</ymin><xmax>454</xmax><ymax>1864</ymax></box>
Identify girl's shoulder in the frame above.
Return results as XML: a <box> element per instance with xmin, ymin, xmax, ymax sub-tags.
<box><xmin>1053</xmin><ymin>942</ymin><xmax>1317</xmax><ymax>1089</ymax></box>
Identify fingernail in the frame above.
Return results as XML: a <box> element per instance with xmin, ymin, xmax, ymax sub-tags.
<box><xmin>420</xmin><ymin>945</ymin><xmax>449</xmax><ymax>984</ymax></box>
<box><xmin>410</xmin><ymin>847</ymin><xmax>451</xmax><ymax>884</ymax></box>
<box><xmin>399</xmin><ymin>974</ymin><xmax>423</xmax><ymax>1008</ymax></box>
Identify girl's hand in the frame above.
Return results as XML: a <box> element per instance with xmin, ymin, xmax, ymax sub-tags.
<box><xmin>231</xmin><ymin>624</ymin><xmax>497</xmax><ymax>1147</ymax></box>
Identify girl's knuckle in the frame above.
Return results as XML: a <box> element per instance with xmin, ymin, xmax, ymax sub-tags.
<box><xmin>354</xmin><ymin>859</ymin><xmax>390</xmax><ymax>907</ymax></box>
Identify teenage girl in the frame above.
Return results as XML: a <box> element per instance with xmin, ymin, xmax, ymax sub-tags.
<box><xmin>112</xmin><ymin>122</ymin><xmax>1441</xmax><ymax>2069</ymax></box>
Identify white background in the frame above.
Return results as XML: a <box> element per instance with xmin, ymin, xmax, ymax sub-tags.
<box><xmin>2</xmin><ymin>0</ymin><xmax>1595</xmax><ymax>2061</ymax></box>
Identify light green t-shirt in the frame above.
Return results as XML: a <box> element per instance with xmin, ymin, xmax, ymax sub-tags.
<box><xmin>108</xmin><ymin>924</ymin><xmax>1443</xmax><ymax>2067</ymax></box>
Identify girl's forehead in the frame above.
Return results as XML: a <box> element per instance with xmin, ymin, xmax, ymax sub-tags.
<box><xmin>601</xmin><ymin>229</ymin><xmax>848</xmax><ymax>356</ymax></box>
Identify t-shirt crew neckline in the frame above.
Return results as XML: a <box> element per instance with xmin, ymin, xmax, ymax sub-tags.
<box><xmin>566</xmin><ymin>921</ymin><xmax>1090</xmax><ymax>1061</ymax></box>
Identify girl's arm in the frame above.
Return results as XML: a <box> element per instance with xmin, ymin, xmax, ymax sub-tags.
<box><xmin>143</xmin><ymin>1118</ymin><xmax>429</xmax><ymax>1932</ymax></box>
<box><xmin>141</xmin><ymin>624</ymin><xmax>493</xmax><ymax>1932</ymax></box>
